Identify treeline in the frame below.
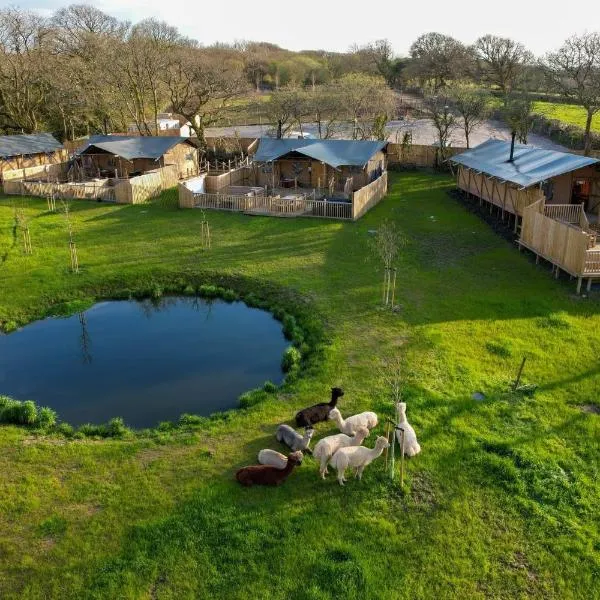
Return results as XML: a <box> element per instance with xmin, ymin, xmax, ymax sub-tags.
<box><xmin>1</xmin><ymin>5</ymin><xmax>598</xmax><ymax>152</ymax></box>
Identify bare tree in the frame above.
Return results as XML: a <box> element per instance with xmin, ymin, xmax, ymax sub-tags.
<box><xmin>448</xmin><ymin>85</ymin><xmax>490</xmax><ymax>148</ymax></box>
<box><xmin>474</xmin><ymin>35</ymin><xmax>532</xmax><ymax>93</ymax></box>
<box><xmin>163</xmin><ymin>46</ymin><xmax>246</xmax><ymax>147</ymax></box>
<box><xmin>542</xmin><ymin>33</ymin><xmax>600</xmax><ymax>156</ymax></box>
<box><xmin>370</xmin><ymin>220</ymin><xmax>404</xmax><ymax>307</ymax></box>
<box><xmin>423</xmin><ymin>92</ymin><xmax>457</xmax><ymax>161</ymax></box>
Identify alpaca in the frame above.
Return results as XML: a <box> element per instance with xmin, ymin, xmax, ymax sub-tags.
<box><xmin>328</xmin><ymin>407</ymin><xmax>378</xmax><ymax>435</ymax></box>
<box><xmin>312</xmin><ymin>426</ymin><xmax>370</xmax><ymax>479</ymax></box>
<box><xmin>276</xmin><ymin>424</ymin><xmax>314</xmax><ymax>452</ymax></box>
<box><xmin>396</xmin><ymin>402</ymin><xmax>421</xmax><ymax>457</ymax></box>
<box><xmin>258</xmin><ymin>448</ymin><xmax>295</xmax><ymax>469</ymax></box>
<box><xmin>329</xmin><ymin>436</ymin><xmax>389</xmax><ymax>486</ymax></box>
<box><xmin>295</xmin><ymin>387</ymin><xmax>344</xmax><ymax>428</ymax></box>
<box><xmin>235</xmin><ymin>451</ymin><xmax>303</xmax><ymax>487</ymax></box>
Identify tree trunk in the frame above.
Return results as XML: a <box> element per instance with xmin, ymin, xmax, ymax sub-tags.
<box><xmin>509</xmin><ymin>131</ymin><xmax>516</xmax><ymax>162</ymax></box>
<box><xmin>464</xmin><ymin>126</ymin><xmax>470</xmax><ymax>149</ymax></box>
<box><xmin>584</xmin><ymin>110</ymin><xmax>593</xmax><ymax>156</ymax></box>
<box><xmin>277</xmin><ymin>119</ymin><xmax>283</xmax><ymax>139</ymax></box>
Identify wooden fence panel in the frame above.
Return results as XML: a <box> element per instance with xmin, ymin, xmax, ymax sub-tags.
<box><xmin>352</xmin><ymin>172</ymin><xmax>388</xmax><ymax>220</ymax></box>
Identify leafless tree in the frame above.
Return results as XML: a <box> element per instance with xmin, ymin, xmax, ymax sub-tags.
<box><xmin>370</xmin><ymin>220</ymin><xmax>404</xmax><ymax>307</ymax></box>
<box><xmin>447</xmin><ymin>85</ymin><xmax>490</xmax><ymax>148</ymax></box>
<box><xmin>423</xmin><ymin>92</ymin><xmax>457</xmax><ymax>161</ymax></box>
<box><xmin>542</xmin><ymin>33</ymin><xmax>600</xmax><ymax>156</ymax></box>
<box><xmin>474</xmin><ymin>35</ymin><xmax>533</xmax><ymax>93</ymax></box>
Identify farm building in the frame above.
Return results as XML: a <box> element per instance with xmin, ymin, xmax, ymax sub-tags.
<box><xmin>126</xmin><ymin>113</ymin><xmax>193</xmax><ymax>138</ymax></box>
<box><xmin>0</xmin><ymin>133</ymin><xmax>68</xmax><ymax>180</ymax></box>
<box><xmin>75</xmin><ymin>135</ymin><xmax>198</xmax><ymax>179</ymax></box>
<box><xmin>179</xmin><ymin>138</ymin><xmax>388</xmax><ymax>220</ymax></box>
<box><xmin>450</xmin><ymin>139</ymin><xmax>600</xmax><ymax>292</ymax></box>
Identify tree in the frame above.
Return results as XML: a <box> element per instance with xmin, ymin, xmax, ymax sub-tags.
<box><xmin>336</xmin><ymin>74</ymin><xmax>396</xmax><ymax>139</ymax></box>
<box><xmin>0</xmin><ymin>8</ymin><xmax>52</xmax><ymax>132</ymax></box>
<box><xmin>264</xmin><ymin>86</ymin><xmax>309</xmax><ymax>138</ymax></box>
<box><xmin>503</xmin><ymin>93</ymin><xmax>533</xmax><ymax>161</ymax></box>
<box><xmin>163</xmin><ymin>46</ymin><xmax>246</xmax><ymax>147</ymax></box>
<box><xmin>448</xmin><ymin>85</ymin><xmax>490</xmax><ymax>148</ymax></box>
<box><xmin>370</xmin><ymin>220</ymin><xmax>404</xmax><ymax>307</ymax></box>
<box><xmin>542</xmin><ymin>33</ymin><xmax>600</xmax><ymax>156</ymax></box>
<box><xmin>474</xmin><ymin>35</ymin><xmax>532</xmax><ymax>92</ymax></box>
<box><xmin>423</xmin><ymin>92</ymin><xmax>457</xmax><ymax>161</ymax></box>
<box><xmin>307</xmin><ymin>86</ymin><xmax>340</xmax><ymax>139</ymax></box>
<box><xmin>409</xmin><ymin>33</ymin><xmax>472</xmax><ymax>90</ymax></box>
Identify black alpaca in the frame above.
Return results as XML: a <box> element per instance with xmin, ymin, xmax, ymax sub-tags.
<box><xmin>295</xmin><ymin>387</ymin><xmax>344</xmax><ymax>428</ymax></box>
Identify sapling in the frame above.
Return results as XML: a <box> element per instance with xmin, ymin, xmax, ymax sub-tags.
<box><xmin>370</xmin><ymin>220</ymin><xmax>405</xmax><ymax>308</ymax></box>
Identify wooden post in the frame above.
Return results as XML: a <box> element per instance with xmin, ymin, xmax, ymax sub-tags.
<box><xmin>587</xmin><ymin>278</ymin><xmax>593</xmax><ymax>292</ymax></box>
<box><xmin>390</xmin><ymin>426</ymin><xmax>396</xmax><ymax>481</ymax></box>
<box><xmin>577</xmin><ymin>277</ymin><xmax>583</xmax><ymax>294</ymax></box>
<box><xmin>399</xmin><ymin>427</ymin><xmax>405</xmax><ymax>488</ymax></box>
<box><xmin>201</xmin><ymin>221</ymin><xmax>211</xmax><ymax>249</ymax></box>
<box><xmin>382</xmin><ymin>268</ymin><xmax>389</xmax><ymax>305</ymax></box>
<box><xmin>390</xmin><ymin>268</ymin><xmax>397</xmax><ymax>308</ymax></box>
<box><xmin>22</xmin><ymin>226</ymin><xmax>32</xmax><ymax>255</ymax></box>
<box><xmin>513</xmin><ymin>356</ymin><xmax>527</xmax><ymax>391</ymax></box>
<box><xmin>384</xmin><ymin>423</ymin><xmax>390</xmax><ymax>469</ymax></box>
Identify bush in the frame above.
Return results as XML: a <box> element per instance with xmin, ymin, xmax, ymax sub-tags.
<box><xmin>0</xmin><ymin>398</ymin><xmax>37</xmax><ymax>425</ymax></box>
<box><xmin>107</xmin><ymin>417</ymin><xmax>130</xmax><ymax>438</ymax></box>
<box><xmin>37</xmin><ymin>407</ymin><xmax>57</xmax><ymax>428</ymax></box>
<box><xmin>282</xmin><ymin>314</ymin><xmax>297</xmax><ymax>339</ymax></box>
<box><xmin>282</xmin><ymin>346</ymin><xmax>302</xmax><ymax>373</ymax></box>
<box><xmin>78</xmin><ymin>423</ymin><xmax>108</xmax><ymax>437</ymax></box>
<box><xmin>198</xmin><ymin>284</ymin><xmax>220</xmax><ymax>298</ymax></box>
<box><xmin>183</xmin><ymin>284</ymin><xmax>195</xmax><ymax>295</ymax></box>
<box><xmin>263</xmin><ymin>381</ymin><xmax>278</xmax><ymax>393</ymax></box>
<box><xmin>222</xmin><ymin>288</ymin><xmax>238</xmax><ymax>302</ymax></box>
<box><xmin>3</xmin><ymin>320</ymin><xmax>17</xmax><ymax>333</ymax></box>
<box><xmin>56</xmin><ymin>423</ymin><xmax>75</xmax><ymax>437</ymax></box>
<box><xmin>239</xmin><ymin>388</ymin><xmax>268</xmax><ymax>409</ymax></box>
<box><xmin>179</xmin><ymin>413</ymin><xmax>205</xmax><ymax>426</ymax></box>
<box><xmin>150</xmin><ymin>283</ymin><xmax>163</xmax><ymax>299</ymax></box>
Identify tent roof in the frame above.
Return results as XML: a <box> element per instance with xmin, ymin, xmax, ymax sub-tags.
<box><xmin>0</xmin><ymin>133</ymin><xmax>64</xmax><ymax>158</ymax></box>
<box><xmin>254</xmin><ymin>138</ymin><xmax>387</xmax><ymax>168</ymax></box>
<box><xmin>76</xmin><ymin>135</ymin><xmax>192</xmax><ymax>161</ymax></box>
<box><xmin>450</xmin><ymin>138</ymin><xmax>599</xmax><ymax>188</ymax></box>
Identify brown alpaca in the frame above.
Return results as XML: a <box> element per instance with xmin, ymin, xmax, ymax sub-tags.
<box><xmin>235</xmin><ymin>451</ymin><xmax>303</xmax><ymax>487</ymax></box>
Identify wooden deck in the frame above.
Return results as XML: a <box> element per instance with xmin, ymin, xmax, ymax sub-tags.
<box><xmin>519</xmin><ymin>199</ymin><xmax>600</xmax><ymax>292</ymax></box>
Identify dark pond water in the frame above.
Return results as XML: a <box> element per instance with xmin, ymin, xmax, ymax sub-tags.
<box><xmin>0</xmin><ymin>297</ymin><xmax>288</xmax><ymax>428</ymax></box>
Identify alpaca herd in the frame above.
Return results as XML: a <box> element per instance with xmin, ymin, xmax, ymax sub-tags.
<box><xmin>234</xmin><ymin>387</ymin><xmax>421</xmax><ymax>487</ymax></box>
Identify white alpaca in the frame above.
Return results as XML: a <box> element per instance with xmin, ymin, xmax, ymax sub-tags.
<box><xmin>276</xmin><ymin>424</ymin><xmax>314</xmax><ymax>452</ymax></box>
<box><xmin>258</xmin><ymin>449</ymin><xmax>290</xmax><ymax>469</ymax></box>
<box><xmin>396</xmin><ymin>402</ymin><xmax>421</xmax><ymax>457</ymax></box>
<box><xmin>329</xmin><ymin>436</ymin><xmax>390</xmax><ymax>486</ymax></box>
<box><xmin>328</xmin><ymin>407</ymin><xmax>378</xmax><ymax>435</ymax></box>
<box><xmin>312</xmin><ymin>427</ymin><xmax>370</xmax><ymax>479</ymax></box>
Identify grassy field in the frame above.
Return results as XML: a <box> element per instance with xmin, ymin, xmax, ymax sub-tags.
<box><xmin>533</xmin><ymin>101</ymin><xmax>600</xmax><ymax>133</ymax></box>
<box><xmin>1</xmin><ymin>173</ymin><xmax>599</xmax><ymax>599</ymax></box>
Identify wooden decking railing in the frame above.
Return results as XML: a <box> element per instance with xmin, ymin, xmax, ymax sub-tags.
<box><xmin>185</xmin><ymin>190</ymin><xmax>352</xmax><ymax>220</ymax></box>
<box><xmin>519</xmin><ymin>198</ymin><xmax>600</xmax><ymax>290</ymax></box>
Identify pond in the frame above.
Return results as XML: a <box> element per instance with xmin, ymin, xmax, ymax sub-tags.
<box><xmin>0</xmin><ymin>297</ymin><xmax>289</xmax><ymax>428</ymax></box>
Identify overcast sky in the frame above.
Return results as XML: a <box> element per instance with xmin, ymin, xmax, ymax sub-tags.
<box><xmin>15</xmin><ymin>0</ymin><xmax>600</xmax><ymax>56</ymax></box>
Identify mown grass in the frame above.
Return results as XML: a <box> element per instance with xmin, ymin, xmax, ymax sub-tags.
<box><xmin>533</xmin><ymin>101</ymin><xmax>600</xmax><ymax>133</ymax></box>
<box><xmin>1</xmin><ymin>173</ymin><xmax>599</xmax><ymax>599</ymax></box>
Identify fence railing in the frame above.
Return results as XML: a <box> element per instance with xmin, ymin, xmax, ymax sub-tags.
<box><xmin>543</xmin><ymin>203</ymin><xmax>584</xmax><ymax>224</ymax></box>
<box><xmin>584</xmin><ymin>250</ymin><xmax>600</xmax><ymax>274</ymax></box>
<box><xmin>191</xmin><ymin>191</ymin><xmax>352</xmax><ymax>219</ymax></box>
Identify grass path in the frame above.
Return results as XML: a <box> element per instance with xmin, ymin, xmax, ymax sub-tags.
<box><xmin>0</xmin><ymin>173</ymin><xmax>599</xmax><ymax>599</ymax></box>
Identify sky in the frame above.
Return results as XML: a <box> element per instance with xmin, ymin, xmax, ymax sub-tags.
<box><xmin>10</xmin><ymin>0</ymin><xmax>600</xmax><ymax>56</ymax></box>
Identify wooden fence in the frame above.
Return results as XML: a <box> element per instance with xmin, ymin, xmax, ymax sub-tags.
<box><xmin>352</xmin><ymin>172</ymin><xmax>388</xmax><ymax>220</ymax></box>
<box><xmin>3</xmin><ymin>164</ymin><xmax>180</xmax><ymax>205</ymax></box>
<box><xmin>204</xmin><ymin>166</ymin><xmax>253</xmax><ymax>193</ymax></box>
<box><xmin>519</xmin><ymin>199</ymin><xmax>600</xmax><ymax>290</ymax></box>
<box><xmin>387</xmin><ymin>144</ymin><xmax>463</xmax><ymax>168</ymax></box>
<box><xmin>181</xmin><ymin>188</ymin><xmax>352</xmax><ymax>219</ymax></box>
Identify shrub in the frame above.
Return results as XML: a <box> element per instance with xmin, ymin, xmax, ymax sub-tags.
<box><xmin>183</xmin><ymin>284</ymin><xmax>195</xmax><ymax>295</ymax></box>
<box><xmin>3</xmin><ymin>320</ymin><xmax>17</xmax><ymax>333</ymax></box>
<box><xmin>157</xmin><ymin>421</ymin><xmax>175</xmax><ymax>432</ymax></box>
<box><xmin>222</xmin><ymin>288</ymin><xmax>238</xmax><ymax>302</ymax></box>
<box><xmin>36</xmin><ymin>407</ymin><xmax>57</xmax><ymax>429</ymax></box>
<box><xmin>150</xmin><ymin>283</ymin><xmax>163</xmax><ymax>299</ymax></box>
<box><xmin>198</xmin><ymin>284</ymin><xmax>219</xmax><ymax>298</ymax></box>
<box><xmin>78</xmin><ymin>423</ymin><xmax>108</xmax><ymax>437</ymax></box>
<box><xmin>282</xmin><ymin>314</ymin><xmax>297</xmax><ymax>339</ymax></box>
<box><xmin>56</xmin><ymin>423</ymin><xmax>75</xmax><ymax>437</ymax></box>
<box><xmin>263</xmin><ymin>381</ymin><xmax>278</xmax><ymax>393</ymax></box>
<box><xmin>179</xmin><ymin>413</ymin><xmax>205</xmax><ymax>426</ymax></box>
<box><xmin>0</xmin><ymin>399</ymin><xmax>38</xmax><ymax>425</ymax></box>
<box><xmin>282</xmin><ymin>346</ymin><xmax>302</xmax><ymax>373</ymax></box>
<box><xmin>107</xmin><ymin>417</ymin><xmax>130</xmax><ymax>438</ymax></box>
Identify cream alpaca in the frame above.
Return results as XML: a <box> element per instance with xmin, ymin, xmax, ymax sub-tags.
<box><xmin>312</xmin><ymin>427</ymin><xmax>370</xmax><ymax>479</ymax></box>
<box><xmin>258</xmin><ymin>449</ymin><xmax>292</xmax><ymax>470</ymax></box>
<box><xmin>396</xmin><ymin>402</ymin><xmax>421</xmax><ymax>457</ymax></box>
<box><xmin>329</xmin><ymin>436</ymin><xmax>389</xmax><ymax>486</ymax></box>
<box><xmin>327</xmin><ymin>407</ymin><xmax>378</xmax><ymax>435</ymax></box>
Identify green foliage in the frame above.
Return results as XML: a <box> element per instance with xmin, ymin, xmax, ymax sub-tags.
<box><xmin>262</xmin><ymin>380</ymin><xmax>278</xmax><ymax>393</ymax></box>
<box><xmin>107</xmin><ymin>417</ymin><xmax>130</xmax><ymax>438</ymax></box>
<box><xmin>0</xmin><ymin>397</ymin><xmax>37</xmax><ymax>425</ymax></box>
<box><xmin>37</xmin><ymin>407</ymin><xmax>57</xmax><ymax>428</ymax></box>
<box><xmin>37</xmin><ymin>515</ymin><xmax>68</xmax><ymax>539</ymax></box>
<box><xmin>281</xmin><ymin>346</ymin><xmax>301</xmax><ymax>372</ymax></box>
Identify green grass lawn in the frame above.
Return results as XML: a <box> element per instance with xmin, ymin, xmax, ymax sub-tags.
<box><xmin>1</xmin><ymin>173</ymin><xmax>599</xmax><ymax>599</ymax></box>
<box><xmin>533</xmin><ymin>101</ymin><xmax>600</xmax><ymax>133</ymax></box>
